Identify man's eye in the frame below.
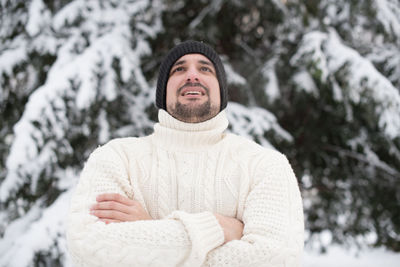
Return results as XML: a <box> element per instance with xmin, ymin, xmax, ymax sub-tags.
<box><xmin>200</xmin><ymin>66</ymin><xmax>211</xmax><ymax>72</ymax></box>
<box><xmin>172</xmin><ymin>67</ymin><xmax>184</xmax><ymax>73</ymax></box>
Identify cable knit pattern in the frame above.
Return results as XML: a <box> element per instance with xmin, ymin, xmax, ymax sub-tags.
<box><xmin>67</xmin><ymin>109</ymin><xmax>304</xmax><ymax>267</ymax></box>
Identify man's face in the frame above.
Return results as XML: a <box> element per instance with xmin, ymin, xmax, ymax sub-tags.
<box><xmin>166</xmin><ymin>53</ymin><xmax>221</xmax><ymax>123</ymax></box>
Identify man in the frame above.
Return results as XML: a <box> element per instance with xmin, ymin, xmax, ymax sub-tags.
<box><xmin>67</xmin><ymin>40</ymin><xmax>304</xmax><ymax>267</ymax></box>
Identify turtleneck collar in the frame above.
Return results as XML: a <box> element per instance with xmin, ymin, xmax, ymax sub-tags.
<box><xmin>152</xmin><ymin>109</ymin><xmax>229</xmax><ymax>151</ymax></box>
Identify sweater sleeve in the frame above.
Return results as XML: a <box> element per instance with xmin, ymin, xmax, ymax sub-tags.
<box><xmin>66</xmin><ymin>143</ymin><xmax>224</xmax><ymax>267</ymax></box>
<box><xmin>201</xmin><ymin>152</ymin><xmax>304</xmax><ymax>267</ymax></box>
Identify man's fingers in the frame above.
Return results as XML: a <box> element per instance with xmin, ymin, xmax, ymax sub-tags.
<box><xmin>96</xmin><ymin>193</ymin><xmax>135</xmax><ymax>205</ymax></box>
<box><xmin>91</xmin><ymin>193</ymin><xmax>152</xmax><ymax>222</ymax></box>
<box><xmin>90</xmin><ymin>209</ymin><xmax>130</xmax><ymax>221</ymax></box>
<box><xmin>91</xmin><ymin>201</ymin><xmax>132</xmax><ymax>214</ymax></box>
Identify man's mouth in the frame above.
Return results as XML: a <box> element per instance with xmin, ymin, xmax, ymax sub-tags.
<box><xmin>181</xmin><ymin>90</ymin><xmax>205</xmax><ymax>96</ymax></box>
<box><xmin>178</xmin><ymin>83</ymin><xmax>208</xmax><ymax>98</ymax></box>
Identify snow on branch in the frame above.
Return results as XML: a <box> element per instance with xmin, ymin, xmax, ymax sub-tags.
<box><xmin>375</xmin><ymin>0</ymin><xmax>400</xmax><ymax>40</ymax></box>
<box><xmin>291</xmin><ymin>29</ymin><xmax>400</xmax><ymax>139</ymax></box>
<box><xmin>227</xmin><ymin>102</ymin><xmax>293</xmax><ymax>149</ymax></box>
<box><xmin>0</xmin><ymin>191</ymin><xmax>72</xmax><ymax>266</ymax></box>
<box><xmin>0</xmin><ymin>0</ymin><xmax>158</xmax><ymax>202</ymax></box>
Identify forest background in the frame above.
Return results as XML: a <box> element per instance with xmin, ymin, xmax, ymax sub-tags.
<box><xmin>0</xmin><ymin>0</ymin><xmax>399</xmax><ymax>266</ymax></box>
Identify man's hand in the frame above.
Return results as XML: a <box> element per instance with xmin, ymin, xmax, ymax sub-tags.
<box><xmin>90</xmin><ymin>193</ymin><xmax>152</xmax><ymax>224</ymax></box>
<box><xmin>214</xmin><ymin>213</ymin><xmax>244</xmax><ymax>243</ymax></box>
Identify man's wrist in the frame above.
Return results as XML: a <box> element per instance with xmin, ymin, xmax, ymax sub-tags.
<box><xmin>214</xmin><ymin>213</ymin><xmax>244</xmax><ymax>243</ymax></box>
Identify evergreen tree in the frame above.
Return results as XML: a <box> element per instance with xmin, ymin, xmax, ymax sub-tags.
<box><xmin>0</xmin><ymin>0</ymin><xmax>399</xmax><ymax>266</ymax></box>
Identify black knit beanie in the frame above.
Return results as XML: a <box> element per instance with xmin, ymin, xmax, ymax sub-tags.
<box><xmin>156</xmin><ymin>40</ymin><xmax>228</xmax><ymax>111</ymax></box>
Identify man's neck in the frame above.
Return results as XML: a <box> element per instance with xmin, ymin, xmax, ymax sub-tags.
<box><xmin>151</xmin><ymin>109</ymin><xmax>228</xmax><ymax>151</ymax></box>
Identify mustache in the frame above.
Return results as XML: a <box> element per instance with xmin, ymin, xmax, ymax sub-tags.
<box><xmin>177</xmin><ymin>82</ymin><xmax>209</xmax><ymax>95</ymax></box>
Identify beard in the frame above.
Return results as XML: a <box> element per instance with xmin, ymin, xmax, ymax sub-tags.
<box><xmin>167</xmin><ymin>83</ymin><xmax>219</xmax><ymax>123</ymax></box>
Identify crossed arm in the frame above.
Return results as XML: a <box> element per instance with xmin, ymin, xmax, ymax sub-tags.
<box><xmin>90</xmin><ymin>193</ymin><xmax>244</xmax><ymax>243</ymax></box>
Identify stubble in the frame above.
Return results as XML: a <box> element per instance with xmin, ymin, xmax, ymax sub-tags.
<box><xmin>167</xmin><ymin>83</ymin><xmax>219</xmax><ymax>123</ymax></box>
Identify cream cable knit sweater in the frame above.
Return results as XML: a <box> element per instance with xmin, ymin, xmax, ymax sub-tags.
<box><xmin>67</xmin><ymin>109</ymin><xmax>304</xmax><ymax>267</ymax></box>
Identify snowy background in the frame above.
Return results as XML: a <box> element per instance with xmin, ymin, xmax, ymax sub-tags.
<box><xmin>0</xmin><ymin>0</ymin><xmax>399</xmax><ymax>266</ymax></box>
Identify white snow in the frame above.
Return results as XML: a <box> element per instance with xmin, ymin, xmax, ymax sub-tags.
<box><xmin>98</xmin><ymin>109</ymin><xmax>110</xmax><ymax>144</ymax></box>
<box><xmin>262</xmin><ymin>59</ymin><xmax>281</xmax><ymax>102</ymax></box>
<box><xmin>303</xmin><ymin>245</ymin><xmax>400</xmax><ymax>267</ymax></box>
<box><xmin>292</xmin><ymin>70</ymin><xmax>318</xmax><ymax>96</ymax></box>
<box><xmin>0</xmin><ymin>41</ymin><xmax>27</xmax><ymax>78</ymax></box>
<box><xmin>0</xmin><ymin>0</ymin><xmax>158</xmax><ymax>201</ymax></box>
<box><xmin>291</xmin><ymin>29</ymin><xmax>400</xmax><ymax>139</ymax></box>
<box><xmin>227</xmin><ymin>102</ymin><xmax>293</xmax><ymax>149</ymax></box>
<box><xmin>347</xmin><ymin>130</ymin><xmax>399</xmax><ymax>176</ymax></box>
<box><xmin>224</xmin><ymin>61</ymin><xmax>247</xmax><ymax>85</ymax></box>
<box><xmin>375</xmin><ymin>0</ymin><xmax>400</xmax><ymax>40</ymax></box>
<box><xmin>0</xmin><ymin>191</ymin><xmax>73</xmax><ymax>266</ymax></box>
<box><xmin>136</xmin><ymin>10</ymin><xmax>163</xmax><ymax>39</ymax></box>
<box><xmin>26</xmin><ymin>0</ymin><xmax>51</xmax><ymax>36</ymax></box>
<box><xmin>368</xmin><ymin>44</ymin><xmax>400</xmax><ymax>88</ymax></box>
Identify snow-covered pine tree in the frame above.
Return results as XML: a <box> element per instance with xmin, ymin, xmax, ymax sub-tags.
<box><xmin>1</xmin><ymin>0</ymin><xmax>399</xmax><ymax>266</ymax></box>
<box><xmin>0</xmin><ymin>0</ymin><xmax>291</xmax><ymax>266</ymax></box>
<box><xmin>285</xmin><ymin>0</ymin><xmax>400</xmax><ymax>251</ymax></box>
<box><xmin>0</xmin><ymin>0</ymin><xmax>161</xmax><ymax>265</ymax></box>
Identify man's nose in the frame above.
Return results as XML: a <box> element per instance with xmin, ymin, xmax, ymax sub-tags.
<box><xmin>185</xmin><ymin>67</ymin><xmax>199</xmax><ymax>82</ymax></box>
